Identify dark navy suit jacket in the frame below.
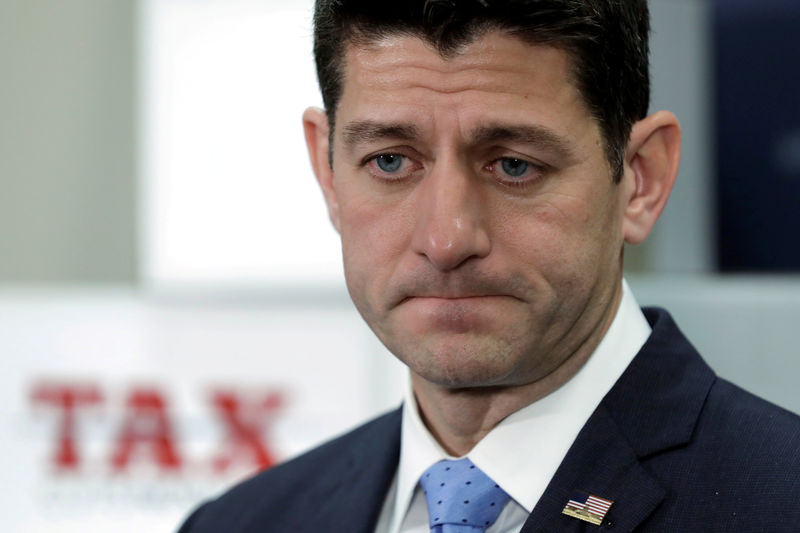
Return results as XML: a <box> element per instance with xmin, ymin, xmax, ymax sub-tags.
<box><xmin>178</xmin><ymin>309</ymin><xmax>800</xmax><ymax>532</ymax></box>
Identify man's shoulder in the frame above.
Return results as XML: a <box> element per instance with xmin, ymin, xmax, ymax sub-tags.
<box><xmin>636</xmin><ymin>307</ymin><xmax>800</xmax><ymax>461</ymax></box>
<box><xmin>700</xmin><ymin>376</ymin><xmax>800</xmax><ymax>458</ymax></box>
<box><xmin>641</xmin><ymin>306</ymin><xmax>800</xmax><ymax>453</ymax></box>
<box><xmin>178</xmin><ymin>407</ymin><xmax>402</xmax><ymax>533</ymax></box>
<box><xmin>237</xmin><ymin>406</ymin><xmax>402</xmax><ymax>489</ymax></box>
<box><xmin>653</xmin><ymin>377</ymin><xmax>800</xmax><ymax>528</ymax></box>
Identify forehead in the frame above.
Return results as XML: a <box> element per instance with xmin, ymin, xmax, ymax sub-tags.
<box><xmin>336</xmin><ymin>30</ymin><xmax>593</xmax><ymax>139</ymax></box>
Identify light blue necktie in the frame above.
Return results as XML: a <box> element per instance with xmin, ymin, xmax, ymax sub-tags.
<box><xmin>419</xmin><ymin>458</ymin><xmax>512</xmax><ymax>533</ymax></box>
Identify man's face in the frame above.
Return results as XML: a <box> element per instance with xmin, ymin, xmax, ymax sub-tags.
<box><xmin>320</xmin><ymin>31</ymin><xmax>631</xmax><ymax>390</ymax></box>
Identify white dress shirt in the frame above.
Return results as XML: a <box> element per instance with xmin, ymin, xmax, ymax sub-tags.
<box><xmin>374</xmin><ymin>280</ymin><xmax>652</xmax><ymax>533</ymax></box>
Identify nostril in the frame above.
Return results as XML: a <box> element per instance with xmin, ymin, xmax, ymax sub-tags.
<box><xmin>415</xmin><ymin>224</ymin><xmax>491</xmax><ymax>271</ymax></box>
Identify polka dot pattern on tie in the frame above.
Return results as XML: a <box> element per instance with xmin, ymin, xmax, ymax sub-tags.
<box><xmin>419</xmin><ymin>458</ymin><xmax>512</xmax><ymax>532</ymax></box>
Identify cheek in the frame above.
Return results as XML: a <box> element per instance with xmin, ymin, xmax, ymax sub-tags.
<box><xmin>340</xmin><ymin>195</ymin><xmax>404</xmax><ymax>258</ymax></box>
<box><xmin>493</xmin><ymin>192</ymin><xmax>620</xmax><ymax>281</ymax></box>
<box><xmin>338</xmin><ymin>193</ymin><xmax>410</xmax><ymax>300</ymax></box>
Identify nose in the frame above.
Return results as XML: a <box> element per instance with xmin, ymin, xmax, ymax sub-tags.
<box><xmin>410</xmin><ymin>158</ymin><xmax>491</xmax><ymax>271</ymax></box>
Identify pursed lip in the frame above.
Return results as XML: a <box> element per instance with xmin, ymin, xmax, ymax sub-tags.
<box><xmin>397</xmin><ymin>295</ymin><xmax>518</xmax><ymax>332</ymax></box>
<box><xmin>397</xmin><ymin>293</ymin><xmax>521</xmax><ymax>305</ymax></box>
<box><xmin>387</xmin><ymin>275</ymin><xmax>528</xmax><ymax>308</ymax></box>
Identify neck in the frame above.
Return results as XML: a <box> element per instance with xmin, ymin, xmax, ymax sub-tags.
<box><xmin>411</xmin><ymin>282</ymin><xmax>624</xmax><ymax>457</ymax></box>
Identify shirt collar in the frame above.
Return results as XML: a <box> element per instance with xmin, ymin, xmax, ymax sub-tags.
<box><xmin>388</xmin><ymin>280</ymin><xmax>651</xmax><ymax>532</ymax></box>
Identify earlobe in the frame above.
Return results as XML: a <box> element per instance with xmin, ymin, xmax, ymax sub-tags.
<box><xmin>622</xmin><ymin>110</ymin><xmax>682</xmax><ymax>245</ymax></box>
<box><xmin>302</xmin><ymin>106</ymin><xmax>340</xmax><ymax>232</ymax></box>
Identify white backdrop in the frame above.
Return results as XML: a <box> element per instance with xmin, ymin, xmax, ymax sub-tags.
<box><xmin>141</xmin><ymin>0</ymin><xmax>341</xmax><ymax>288</ymax></box>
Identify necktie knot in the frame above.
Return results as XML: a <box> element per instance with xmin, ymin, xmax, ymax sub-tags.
<box><xmin>419</xmin><ymin>458</ymin><xmax>511</xmax><ymax>532</ymax></box>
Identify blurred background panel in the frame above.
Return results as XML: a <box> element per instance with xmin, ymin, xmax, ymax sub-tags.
<box><xmin>0</xmin><ymin>0</ymin><xmax>137</xmax><ymax>282</ymax></box>
<box><xmin>0</xmin><ymin>1</ymin><xmax>798</xmax><ymax>532</ymax></box>
<box><xmin>714</xmin><ymin>0</ymin><xmax>800</xmax><ymax>271</ymax></box>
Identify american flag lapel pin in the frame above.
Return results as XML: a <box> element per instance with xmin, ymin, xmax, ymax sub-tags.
<box><xmin>561</xmin><ymin>490</ymin><xmax>614</xmax><ymax>526</ymax></box>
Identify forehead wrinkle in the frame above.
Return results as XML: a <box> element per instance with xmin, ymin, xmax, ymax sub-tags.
<box><xmin>361</xmin><ymin>64</ymin><xmax>547</xmax><ymax>96</ymax></box>
<box><xmin>364</xmin><ymin>60</ymin><xmax>541</xmax><ymax>77</ymax></box>
<box><xmin>351</xmin><ymin>39</ymin><xmax>570</xmax><ymax>93</ymax></box>
<box><xmin>346</xmin><ymin>33</ymin><xmax>582</xmax><ymax>106</ymax></box>
<box><xmin>354</xmin><ymin>31</ymin><xmax>565</xmax><ymax>75</ymax></box>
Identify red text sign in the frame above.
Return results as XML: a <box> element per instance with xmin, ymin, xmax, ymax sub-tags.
<box><xmin>31</xmin><ymin>382</ymin><xmax>285</xmax><ymax>476</ymax></box>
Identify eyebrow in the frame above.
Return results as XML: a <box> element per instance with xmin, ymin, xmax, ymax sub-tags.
<box><xmin>341</xmin><ymin>120</ymin><xmax>574</xmax><ymax>160</ymax></box>
<box><xmin>469</xmin><ymin>124</ymin><xmax>575</xmax><ymax>161</ymax></box>
<box><xmin>342</xmin><ymin>120</ymin><xmax>422</xmax><ymax>148</ymax></box>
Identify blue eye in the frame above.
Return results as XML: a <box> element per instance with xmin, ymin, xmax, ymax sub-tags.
<box><xmin>375</xmin><ymin>154</ymin><xmax>403</xmax><ymax>172</ymax></box>
<box><xmin>500</xmin><ymin>158</ymin><xmax>529</xmax><ymax>177</ymax></box>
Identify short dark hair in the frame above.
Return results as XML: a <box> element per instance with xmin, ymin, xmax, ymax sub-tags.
<box><xmin>312</xmin><ymin>0</ymin><xmax>651</xmax><ymax>181</ymax></box>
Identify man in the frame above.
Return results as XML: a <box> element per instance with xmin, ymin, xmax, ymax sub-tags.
<box><xmin>179</xmin><ymin>1</ymin><xmax>800</xmax><ymax>531</ymax></box>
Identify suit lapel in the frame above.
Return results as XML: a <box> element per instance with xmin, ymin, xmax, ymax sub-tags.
<box><xmin>520</xmin><ymin>405</ymin><xmax>666</xmax><ymax>533</ymax></box>
<box><xmin>522</xmin><ymin>308</ymin><xmax>716</xmax><ymax>533</ymax></box>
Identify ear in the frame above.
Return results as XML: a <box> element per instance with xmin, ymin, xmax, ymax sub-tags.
<box><xmin>622</xmin><ymin>110</ymin><xmax>682</xmax><ymax>245</ymax></box>
<box><xmin>303</xmin><ymin>106</ymin><xmax>340</xmax><ymax>232</ymax></box>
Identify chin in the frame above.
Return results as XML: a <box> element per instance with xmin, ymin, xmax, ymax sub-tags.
<box><xmin>404</xmin><ymin>339</ymin><xmax>525</xmax><ymax>390</ymax></box>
